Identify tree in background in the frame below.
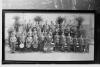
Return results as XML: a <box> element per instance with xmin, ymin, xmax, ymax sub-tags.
<box><xmin>34</xmin><ymin>16</ymin><xmax>43</xmax><ymax>25</ymax></box>
<box><xmin>13</xmin><ymin>16</ymin><xmax>21</xmax><ymax>32</ymax></box>
<box><xmin>75</xmin><ymin>16</ymin><xmax>85</xmax><ymax>37</ymax></box>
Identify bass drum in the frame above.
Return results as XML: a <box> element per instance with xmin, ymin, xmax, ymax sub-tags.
<box><xmin>19</xmin><ymin>43</ymin><xmax>24</xmax><ymax>48</ymax></box>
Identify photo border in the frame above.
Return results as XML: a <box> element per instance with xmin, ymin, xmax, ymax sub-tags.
<box><xmin>2</xmin><ymin>9</ymin><xmax>96</xmax><ymax>64</ymax></box>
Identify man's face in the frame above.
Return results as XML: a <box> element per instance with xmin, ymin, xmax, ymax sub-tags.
<box><xmin>11</xmin><ymin>31</ymin><xmax>16</xmax><ymax>36</ymax></box>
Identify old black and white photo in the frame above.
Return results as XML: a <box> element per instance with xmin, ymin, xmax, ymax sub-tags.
<box><xmin>3</xmin><ymin>12</ymin><xmax>94</xmax><ymax>61</ymax></box>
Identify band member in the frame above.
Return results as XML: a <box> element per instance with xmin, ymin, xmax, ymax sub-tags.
<box><xmin>66</xmin><ymin>33</ymin><xmax>73</xmax><ymax>51</ymax></box>
<box><xmin>48</xmin><ymin>30</ymin><xmax>53</xmax><ymax>43</ymax></box>
<box><xmin>10</xmin><ymin>30</ymin><xmax>17</xmax><ymax>53</ymax></box>
<box><xmin>54</xmin><ymin>32</ymin><xmax>60</xmax><ymax>51</ymax></box>
<box><xmin>19</xmin><ymin>31</ymin><xmax>26</xmax><ymax>49</ymax></box>
<box><xmin>37</xmin><ymin>23</ymin><xmax>42</xmax><ymax>37</ymax></box>
<box><xmin>73</xmin><ymin>35</ymin><xmax>79</xmax><ymax>52</ymax></box>
<box><xmin>17</xmin><ymin>24</ymin><xmax>24</xmax><ymax>37</ymax></box>
<box><xmin>60</xmin><ymin>32</ymin><xmax>67</xmax><ymax>51</ymax></box>
<box><xmin>32</xmin><ymin>28</ymin><xmax>39</xmax><ymax>51</ymax></box>
<box><xmin>43</xmin><ymin>30</ymin><xmax>54</xmax><ymax>52</ymax></box>
<box><xmin>78</xmin><ymin>35</ymin><xmax>84</xmax><ymax>52</ymax></box>
<box><xmin>43</xmin><ymin>31</ymin><xmax>48</xmax><ymax>52</ymax></box>
<box><xmin>64</xmin><ymin>25</ymin><xmax>71</xmax><ymax>36</ymax></box>
<box><xmin>26</xmin><ymin>29</ymin><xmax>33</xmax><ymax>49</ymax></box>
<box><xmin>48</xmin><ymin>31</ymin><xmax>54</xmax><ymax>52</ymax></box>
<box><xmin>38</xmin><ymin>31</ymin><xmax>45</xmax><ymax>51</ymax></box>
<box><xmin>83</xmin><ymin>37</ymin><xmax>89</xmax><ymax>52</ymax></box>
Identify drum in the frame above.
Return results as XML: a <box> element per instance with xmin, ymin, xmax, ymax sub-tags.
<box><xmin>19</xmin><ymin>43</ymin><xmax>24</xmax><ymax>48</ymax></box>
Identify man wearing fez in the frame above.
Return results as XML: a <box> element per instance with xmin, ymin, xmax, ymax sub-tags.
<box><xmin>83</xmin><ymin>37</ymin><xmax>89</xmax><ymax>52</ymax></box>
<box><xmin>38</xmin><ymin>31</ymin><xmax>45</xmax><ymax>51</ymax></box>
<box><xmin>47</xmin><ymin>30</ymin><xmax>54</xmax><ymax>52</ymax></box>
<box><xmin>43</xmin><ymin>31</ymin><xmax>48</xmax><ymax>52</ymax></box>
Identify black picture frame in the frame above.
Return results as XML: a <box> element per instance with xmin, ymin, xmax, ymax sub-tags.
<box><xmin>2</xmin><ymin>9</ymin><xmax>96</xmax><ymax>64</ymax></box>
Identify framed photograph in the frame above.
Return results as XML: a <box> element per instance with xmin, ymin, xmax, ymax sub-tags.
<box><xmin>2</xmin><ymin>10</ymin><xmax>95</xmax><ymax>64</ymax></box>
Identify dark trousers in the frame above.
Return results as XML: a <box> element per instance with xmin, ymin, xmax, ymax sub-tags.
<box><xmin>10</xmin><ymin>42</ymin><xmax>16</xmax><ymax>52</ymax></box>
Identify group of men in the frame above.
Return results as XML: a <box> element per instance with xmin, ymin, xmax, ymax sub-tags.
<box><xmin>8</xmin><ymin>16</ymin><xmax>89</xmax><ymax>53</ymax></box>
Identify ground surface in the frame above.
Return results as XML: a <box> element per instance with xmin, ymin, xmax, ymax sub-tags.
<box><xmin>5</xmin><ymin>45</ymin><xmax>94</xmax><ymax>61</ymax></box>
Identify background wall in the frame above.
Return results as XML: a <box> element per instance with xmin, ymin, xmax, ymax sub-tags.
<box><xmin>3</xmin><ymin>0</ymin><xmax>94</xmax><ymax>10</ymax></box>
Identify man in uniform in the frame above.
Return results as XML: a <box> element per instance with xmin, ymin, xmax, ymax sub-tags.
<box><xmin>54</xmin><ymin>32</ymin><xmax>60</xmax><ymax>51</ymax></box>
<box><xmin>10</xmin><ymin>30</ymin><xmax>17</xmax><ymax>53</ymax></box>
<box><xmin>32</xmin><ymin>28</ymin><xmax>39</xmax><ymax>51</ymax></box>
<box><xmin>26</xmin><ymin>29</ymin><xmax>33</xmax><ymax>50</ymax></box>
<box><xmin>83</xmin><ymin>37</ymin><xmax>89</xmax><ymax>52</ymax></box>
<box><xmin>19</xmin><ymin>31</ymin><xmax>26</xmax><ymax>49</ymax></box>
<box><xmin>60</xmin><ymin>32</ymin><xmax>67</xmax><ymax>51</ymax></box>
<box><xmin>78</xmin><ymin>35</ymin><xmax>84</xmax><ymax>52</ymax></box>
<box><xmin>73</xmin><ymin>35</ymin><xmax>80</xmax><ymax>52</ymax></box>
